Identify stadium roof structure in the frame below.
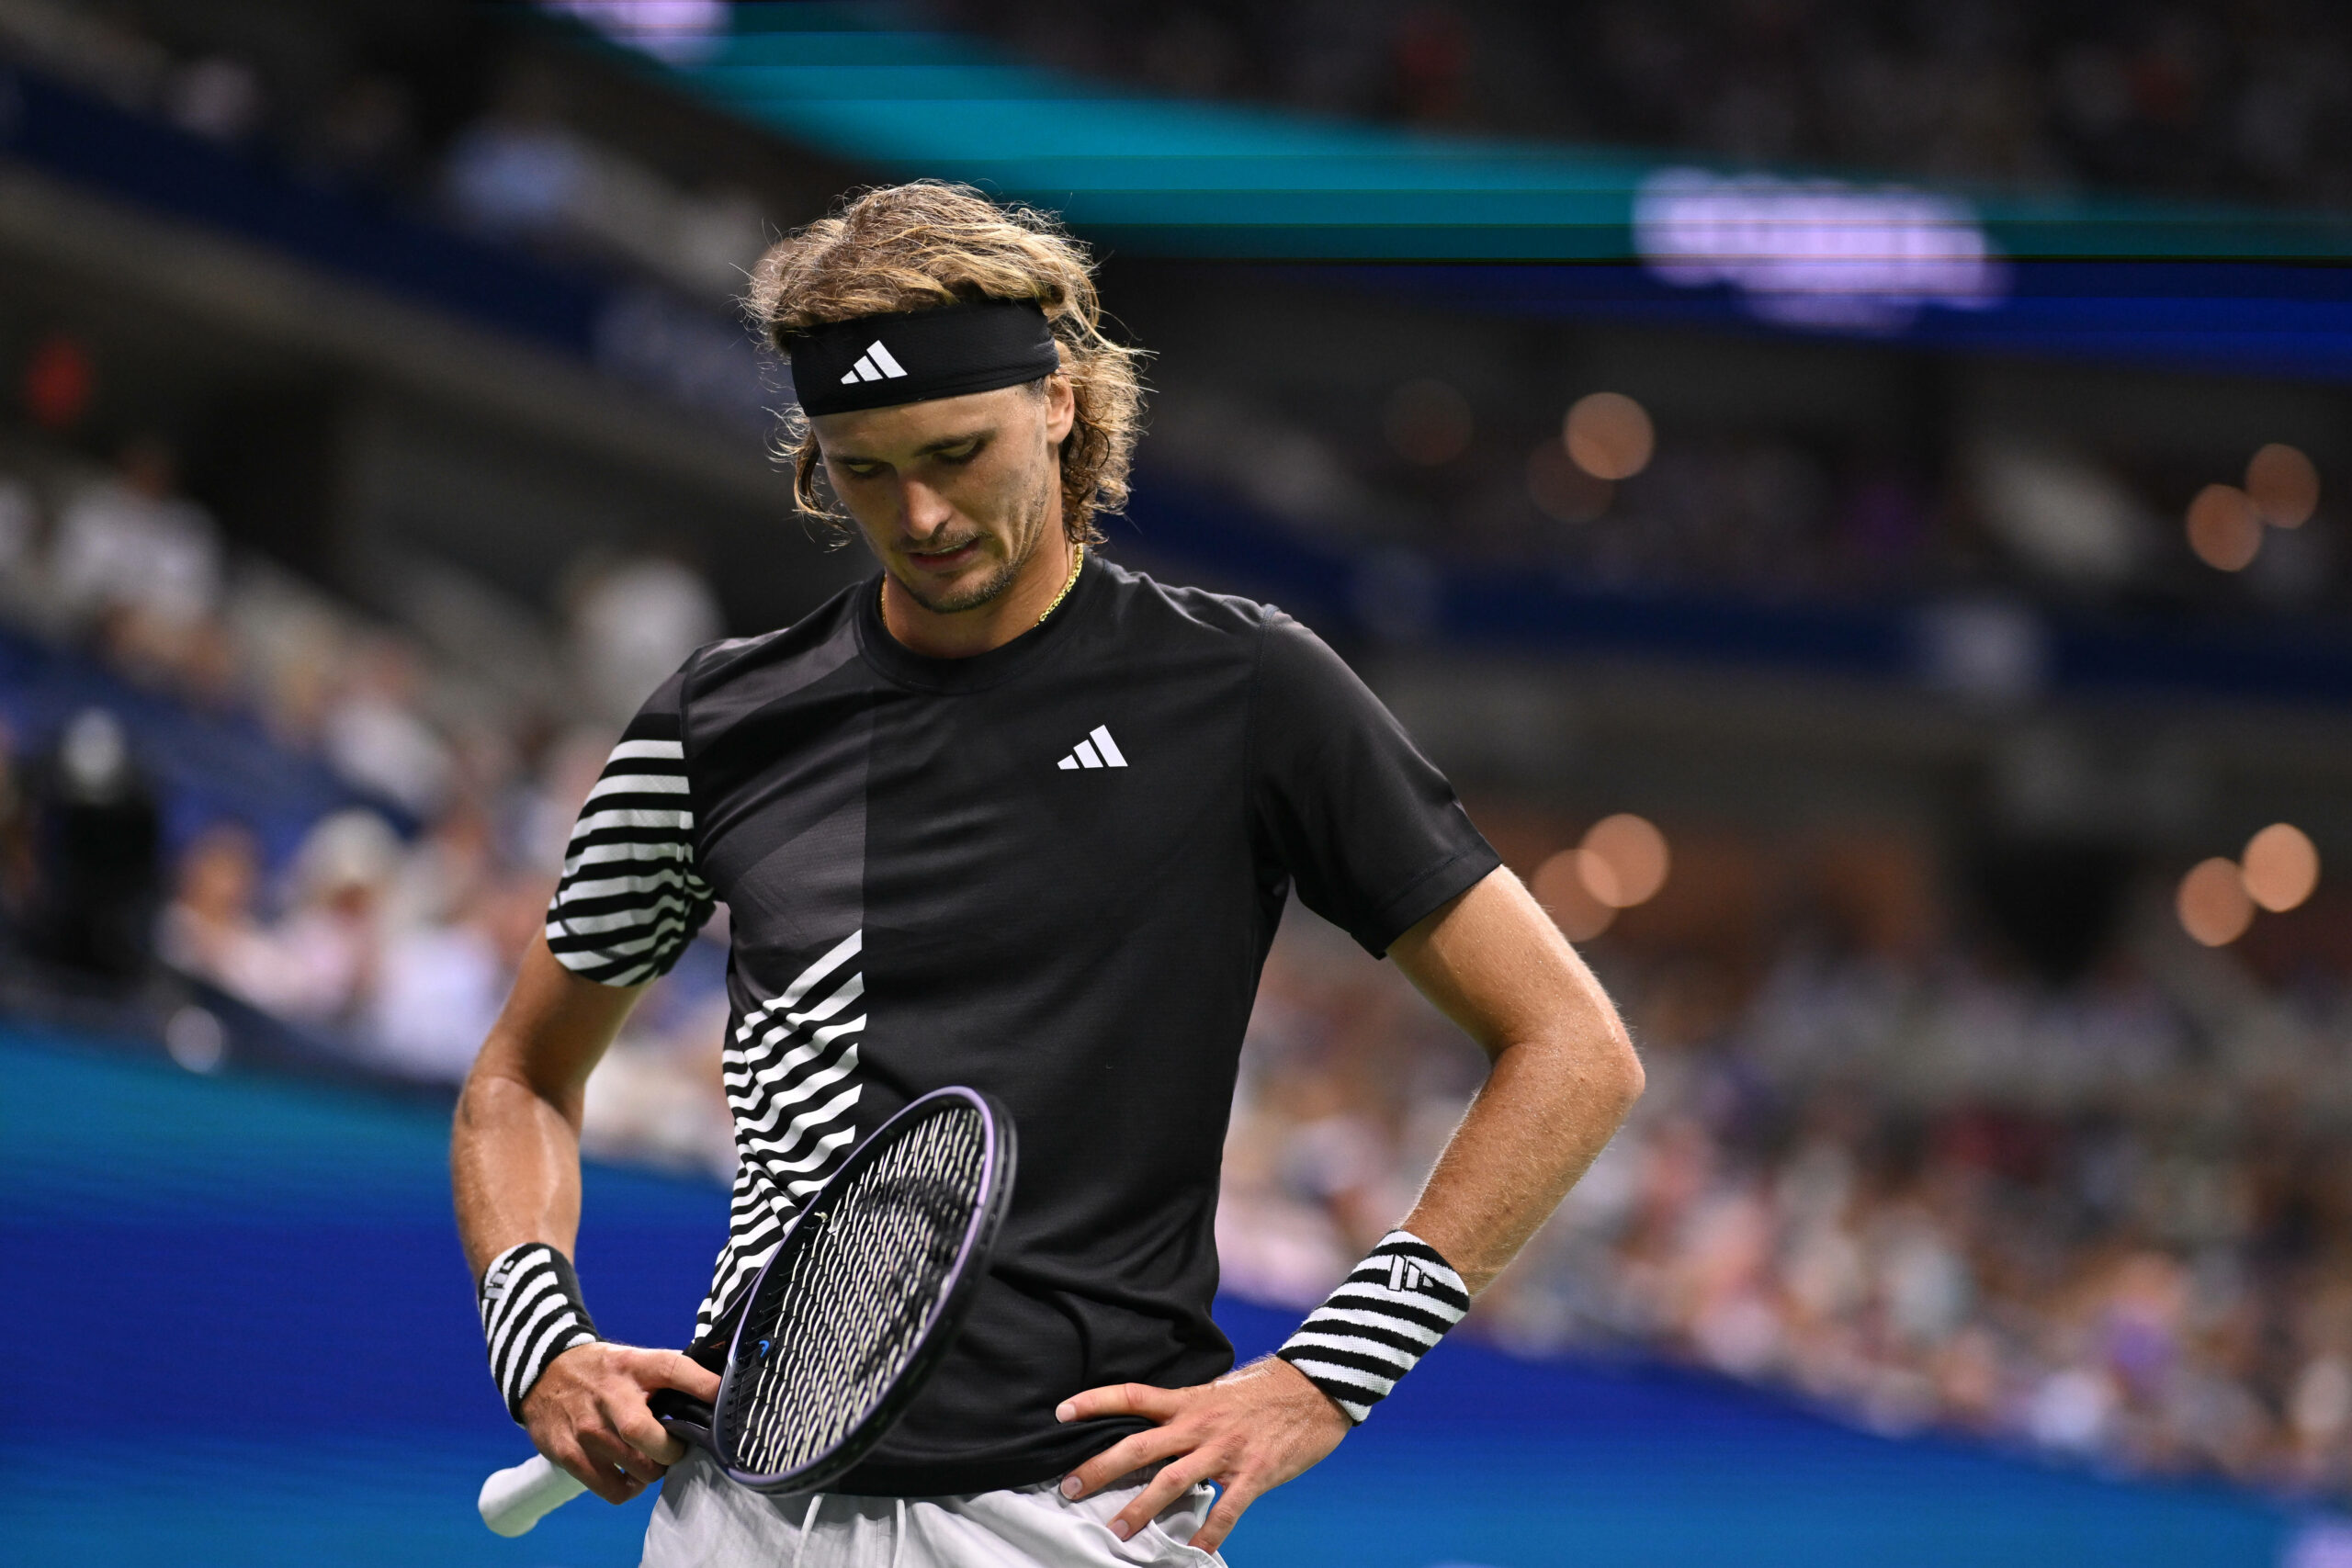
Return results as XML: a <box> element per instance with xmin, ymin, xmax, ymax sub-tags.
<box><xmin>544</xmin><ymin>2</ymin><xmax>2352</xmax><ymax>380</ymax></box>
<box><xmin>561</xmin><ymin>2</ymin><xmax>2352</xmax><ymax>269</ymax></box>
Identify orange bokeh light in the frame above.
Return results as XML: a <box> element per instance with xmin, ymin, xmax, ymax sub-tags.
<box><xmin>2186</xmin><ymin>483</ymin><xmax>2263</xmax><ymax>572</ymax></box>
<box><xmin>2245</xmin><ymin>444</ymin><xmax>2320</xmax><ymax>529</ymax></box>
<box><xmin>2242</xmin><ymin>822</ymin><xmax>2319</xmax><ymax>913</ymax></box>
<box><xmin>2177</xmin><ymin>857</ymin><xmax>2255</xmax><ymax>946</ymax></box>
<box><xmin>1563</xmin><ymin>392</ymin><xmax>1655</xmax><ymax>481</ymax></box>
<box><xmin>1580</xmin><ymin>813</ymin><xmax>1671</xmax><ymax>908</ymax></box>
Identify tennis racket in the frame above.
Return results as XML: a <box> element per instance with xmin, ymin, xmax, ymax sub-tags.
<box><xmin>479</xmin><ymin>1086</ymin><xmax>1016</xmax><ymax>1536</ymax></box>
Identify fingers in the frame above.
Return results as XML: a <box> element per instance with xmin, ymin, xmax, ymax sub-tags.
<box><xmin>524</xmin><ymin>1343</ymin><xmax>698</xmax><ymax>1500</ymax></box>
<box><xmin>606</xmin><ymin>1390</ymin><xmax>686</xmax><ymax>1468</ymax></box>
<box><xmin>1055</xmin><ymin>1381</ymin><xmax>1183</xmax><ymax>1425</ymax></box>
<box><xmin>554</xmin><ymin>1436</ymin><xmax>648</xmax><ymax>1505</ymax></box>
<box><xmin>638</xmin><ymin>1348</ymin><xmax>721</xmax><ymax>1404</ymax></box>
<box><xmin>1185</xmin><ymin>1475</ymin><xmax>1264</xmax><ymax>1554</ymax></box>
<box><xmin>582</xmin><ymin>1423</ymin><xmax>666</xmax><ymax>1488</ymax></box>
<box><xmin>1058</xmin><ymin>1425</ymin><xmax>1189</xmax><ymax>1501</ymax></box>
<box><xmin>1107</xmin><ymin>1454</ymin><xmax>1218</xmax><ymax>1545</ymax></box>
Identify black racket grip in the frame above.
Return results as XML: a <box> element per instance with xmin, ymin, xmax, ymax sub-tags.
<box><xmin>650</xmin><ymin>1388</ymin><xmax>716</xmax><ymax>1450</ymax></box>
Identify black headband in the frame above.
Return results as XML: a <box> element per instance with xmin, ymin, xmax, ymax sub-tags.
<box><xmin>785</xmin><ymin>298</ymin><xmax>1062</xmax><ymax>417</ymax></box>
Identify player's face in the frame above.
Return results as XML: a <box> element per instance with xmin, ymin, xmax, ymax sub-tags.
<box><xmin>814</xmin><ymin>378</ymin><xmax>1077</xmax><ymax>615</ymax></box>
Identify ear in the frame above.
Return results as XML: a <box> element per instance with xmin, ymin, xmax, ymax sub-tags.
<box><xmin>1042</xmin><ymin>375</ymin><xmax>1077</xmax><ymax>445</ymax></box>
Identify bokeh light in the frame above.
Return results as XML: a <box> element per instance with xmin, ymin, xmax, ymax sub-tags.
<box><xmin>22</xmin><ymin>332</ymin><xmax>94</xmax><ymax>432</ymax></box>
<box><xmin>2242</xmin><ymin>822</ymin><xmax>2320</xmax><ymax>913</ymax></box>
<box><xmin>1533</xmin><ymin>847</ymin><xmax>1615</xmax><ymax>942</ymax></box>
<box><xmin>2178</xmin><ymin>856</ymin><xmax>2255</xmax><ymax>946</ymax></box>
<box><xmin>1564</xmin><ymin>391</ymin><xmax>1655</xmax><ymax>480</ymax></box>
<box><xmin>1581</xmin><ymin>813</ymin><xmax>1671</xmax><ymax>908</ymax></box>
<box><xmin>2245</xmin><ymin>443</ymin><xmax>2320</xmax><ymax>528</ymax></box>
<box><xmin>1527</xmin><ymin>437</ymin><xmax>1612</xmax><ymax>523</ymax></box>
<box><xmin>1384</xmin><ymin>378</ymin><xmax>1474</xmax><ymax>465</ymax></box>
<box><xmin>2186</xmin><ymin>483</ymin><xmax>2263</xmax><ymax>571</ymax></box>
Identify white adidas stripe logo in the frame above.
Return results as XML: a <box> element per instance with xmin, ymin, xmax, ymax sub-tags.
<box><xmin>840</xmin><ymin>339</ymin><xmax>908</xmax><ymax>385</ymax></box>
<box><xmin>1383</xmin><ymin>1259</ymin><xmax>1439</xmax><ymax>1297</ymax></box>
<box><xmin>1056</xmin><ymin>725</ymin><xmax>1126</xmax><ymax>771</ymax></box>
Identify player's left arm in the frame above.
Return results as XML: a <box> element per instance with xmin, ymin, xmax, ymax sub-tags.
<box><xmin>1057</xmin><ymin>865</ymin><xmax>1643</xmax><ymax>1550</ymax></box>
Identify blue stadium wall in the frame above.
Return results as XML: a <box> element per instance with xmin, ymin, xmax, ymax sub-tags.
<box><xmin>0</xmin><ymin>1023</ymin><xmax>2330</xmax><ymax>1567</ymax></box>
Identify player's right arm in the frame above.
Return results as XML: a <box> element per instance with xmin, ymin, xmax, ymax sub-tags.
<box><xmin>452</xmin><ymin>936</ymin><xmax>718</xmax><ymax>1504</ymax></box>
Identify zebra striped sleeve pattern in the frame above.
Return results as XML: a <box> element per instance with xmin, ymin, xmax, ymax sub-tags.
<box><xmin>1276</xmin><ymin>1229</ymin><xmax>1470</xmax><ymax>1423</ymax></box>
<box><xmin>478</xmin><ymin>1243</ymin><xmax>601</xmax><ymax>1422</ymax></box>
<box><xmin>545</xmin><ymin>713</ymin><xmax>715</xmax><ymax>987</ymax></box>
<box><xmin>691</xmin><ymin>929</ymin><xmax>868</xmax><ymax>1342</ymax></box>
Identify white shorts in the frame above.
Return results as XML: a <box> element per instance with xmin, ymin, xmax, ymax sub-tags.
<box><xmin>641</xmin><ymin>1449</ymin><xmax>1228</xmax><ymax>1568</ymax></box>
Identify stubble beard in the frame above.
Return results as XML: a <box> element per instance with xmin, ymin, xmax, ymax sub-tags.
<box><xmin>886</xmin><ymin>459</ymin><xmax>1059</xmax><ymax>616</ymax></box>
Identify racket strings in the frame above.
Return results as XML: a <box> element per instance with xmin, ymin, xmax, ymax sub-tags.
<box><xmin>722</xmin><ymin>1105</ymin><xmax>988</xmax><ymax>1479</ymax></box>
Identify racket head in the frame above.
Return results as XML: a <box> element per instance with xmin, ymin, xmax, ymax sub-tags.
<box><xmin>709</xmin><ymin>1085</ymin><xmax>1016</xmax><ymax>1495</ymax></box>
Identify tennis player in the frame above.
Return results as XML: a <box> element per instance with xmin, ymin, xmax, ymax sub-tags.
<box><xmin>451</xmin><ymin>181</ymin><xmax>1643</xmax><ymax>1566</ymax></box>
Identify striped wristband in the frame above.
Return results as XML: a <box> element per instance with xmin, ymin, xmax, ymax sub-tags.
<box><xmin>478</xmin><ymin>1242</ymin><xmax>601</xmax><ymax>1423</ymax></box>
<box><xmin>1276</xmin><ymin>1229</ymin><xmax>1470</xmax><ymax>1423</ymax></box>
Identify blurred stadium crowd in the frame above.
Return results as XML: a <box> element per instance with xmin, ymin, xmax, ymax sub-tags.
<box><xmin>960</xmin><ymin>0</ymin><xmax>2352</xmax><ymax>207</ymax></box>
<box><xmin>0</xmin><ymin>425</ymin><xmax>731</xmax><ymax>1116</ymax></box>
<box><xmin>3</xmin><ymin>2</ymin><xmax>2334</xmax><ymax>626</ymax></box>
<box><xmin>6</xmin><ymin>0</ymin><xmax>2352</xmax><ymax>1522</ymax></box>
<box><xmin>0</xmin><ymin>0</ymin><xmax>776</xmax><ymax>304</ymax></box>
<box><xmin>10</xmin><ymin>411</ymin><xmax>2352</xmax><ymax>1502</ymax></box>
<box><xmin>1231</xmin><ymin>871</ymin><xmax>2352</xmax><ymax>1499</ymax></box>
<box><xmin>1151</xmin><ymin>373</ymin><xmax>2336</xmax><ymax>620</ymax></box>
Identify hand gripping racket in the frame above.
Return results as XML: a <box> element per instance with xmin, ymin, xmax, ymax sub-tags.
<box><xmin>479</xmin><ymin>1086</ymin><xmax>1015</xmax><ymax>1535</ymax></box>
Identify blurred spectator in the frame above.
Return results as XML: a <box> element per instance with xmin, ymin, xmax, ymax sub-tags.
<box><xmin>259</xmin><ymin>807</ymin><xmax>401</xmax><ymax>1029</ymax></box>
<box><xmin>51</xmin><ymin>437</ymin><xmax>223</xmax><ymax>655</ymax></box>
<box><xmin>24</xmin><ymin>707</ymin><xmax>159</xmax><ymax>979</ymax></box>
<box><xmin>156</xmin><ymin>820</ymin><xmax>281</xmax><ymax>1003</ymax></box>
<box><xmin>566</xmin><ymin>548</ymin><xmax>724</xmax><ymax>726</ymax></box>
<box><xmin>322</xmin><ymin>637</ymin><xmax>454</xmax><ymax>818</ymax></box>
<box><xmin>365</xmin><ymin>874</ymin><xmax>544</xmax><ymax>1083</ymax></box>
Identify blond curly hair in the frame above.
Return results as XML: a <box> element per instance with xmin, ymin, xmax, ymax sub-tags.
<box><xmin>749</xmin><ymin>182</ymin><xmax>1147</xmax><ymax>546</ymax></box>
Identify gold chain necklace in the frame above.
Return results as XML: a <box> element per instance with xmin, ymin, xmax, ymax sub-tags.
<box><xmin>1035</xmin><ymin>540</ymin><xmax>1085</xmax><ymax>625</ymax></box>
<box><xmin>879</xmin><ymin>541</ymin><xmax>1084</xmax><ymax>627</ymax></box>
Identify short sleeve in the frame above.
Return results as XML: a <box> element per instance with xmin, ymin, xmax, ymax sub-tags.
<box><xmin>544</xmin><ymin>667</ymin><xmax>717</xmax><ymax>986</ymax></box>
<box><xmin>1250</xmin><ymin>615</ymin><xmax>1500</xmax><ymax>956</ymax></box>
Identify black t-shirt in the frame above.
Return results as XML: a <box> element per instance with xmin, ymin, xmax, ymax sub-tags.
<box><xmin>546</xmin><ymin>556</ymin><xmax>1498</xmax><ymax>1495</ymax></box>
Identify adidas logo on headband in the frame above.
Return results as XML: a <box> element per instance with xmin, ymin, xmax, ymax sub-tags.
<box><xmin>788</xmin><ymin>299</ymin><xmax>1058</xmax><ymax>417</ymax></box>
<box><xmin>841</xmin><ymin>341</ymin><xmax>909</xmax><ymax>385</ymax></box>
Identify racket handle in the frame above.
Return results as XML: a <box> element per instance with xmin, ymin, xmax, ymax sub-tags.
<box><xmin>478</xmin><ymin>1453</ymin><xmax>587</xmax><ymax>1537</ymax></box>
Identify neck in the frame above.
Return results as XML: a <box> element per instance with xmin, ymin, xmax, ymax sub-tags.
<box><xmin>880</xmin><ymin>527</ymin><xmax>1079</xmax><ymax>660</ymax></box>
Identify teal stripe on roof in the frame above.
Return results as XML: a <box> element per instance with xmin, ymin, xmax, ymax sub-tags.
<box><xmin>575</xmin><ymin>6</ymin><xmax>2352</xmax><ymax>264</ymax></box>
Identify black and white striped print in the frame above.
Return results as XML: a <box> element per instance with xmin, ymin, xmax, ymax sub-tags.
<box><xmin>1277</xmin><ymin>1229</ymin><xmax>1470</xmax><ymax>1423</ymax></box>
<box><xmin>545</xmin><ymin>727</ymin><xmax>713</xmax><ymax>987</ymax></box>
<box><xmin>479</xmin><ymin>1242</ymin><xmax>600</xmax><ymax>1421</ymax></box>
<box><xmin>692</xmin><ymin>929</ymin><xmax>868</xmax><ymax>1340</ymax></box>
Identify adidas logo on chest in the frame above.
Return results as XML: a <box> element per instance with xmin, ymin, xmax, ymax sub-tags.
<box><xmin>1056</xmin><ymin>725</ymin><xmax>1127</xmax><ymax>771</ymax></box>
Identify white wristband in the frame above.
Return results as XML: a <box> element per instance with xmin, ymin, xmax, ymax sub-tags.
<box><xmin>479</xmin><ymin>1243</ymin><xmax>600</xmax><ymax>1422</ymax></box>
<box><xmin>1276</xmin><ymin>1229</ymin><xmax>1469</xmax><ymax>1423</ymax></box>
